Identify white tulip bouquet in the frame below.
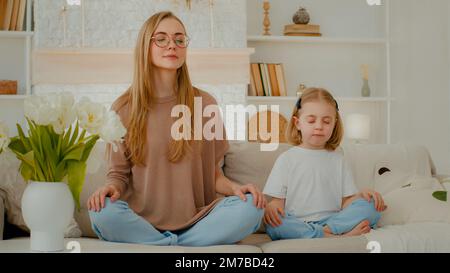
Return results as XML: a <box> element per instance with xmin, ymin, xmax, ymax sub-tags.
<box><xmin>7</xmin><ymin>93</ymin><xmax>126</xmax><ymax>208</ymax></box>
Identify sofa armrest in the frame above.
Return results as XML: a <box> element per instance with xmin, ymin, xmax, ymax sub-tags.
<box><xmin>0</xmin><ymin>191</ymin><xmax>5</xmax><ymax>240</ymax></box>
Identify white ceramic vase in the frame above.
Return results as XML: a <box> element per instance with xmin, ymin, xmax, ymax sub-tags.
<box><xmin>21</xmin><ymin>181</ymin><xmax>74</xmax><ymax>252</ymax></box>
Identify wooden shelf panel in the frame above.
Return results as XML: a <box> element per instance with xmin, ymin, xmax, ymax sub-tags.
<box><xmin>0</xmin><ymin>31</ymin><xmax>34</xmax><ymax>38</ymax></box>
<box><xmin>248</xmin><ymin>35</ymin><xmax>386</xmax><ymax>45</ymax></box>
<box><xmin>246</xmin><ymin>96</ymin><xmax>394</xmax><ymax>102</ymax></box>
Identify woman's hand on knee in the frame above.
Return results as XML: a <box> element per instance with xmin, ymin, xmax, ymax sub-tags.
<box><xmin>87</xmin><ymin>184</ymin><xmax>121</xmax><ymax>212</ymax></box>
<box><xmin>231</xmin><ymin>183</ymin><xmax>266</xmax><ymax>209</ymax></box>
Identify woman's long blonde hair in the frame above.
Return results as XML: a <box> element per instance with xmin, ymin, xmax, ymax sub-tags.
<box><xmin>112</xmin><ymin>11</ymin><xmax>198</xmax><ymax>166</ymax></box>
<box><xmin>286</xmin><ymin>87</ymin><xmax>343</xmax><ymax>151</ymax></box>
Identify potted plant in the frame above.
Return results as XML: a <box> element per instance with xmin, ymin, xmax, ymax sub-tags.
<box><xmin>7</xmin><ymin>93</ymin><xmax>126</xmax><ymax>252</ymax></box>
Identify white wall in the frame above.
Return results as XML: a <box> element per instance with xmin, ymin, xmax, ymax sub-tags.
<box><xmin>31</xmin><ymin>0</ymin><xmax>249</xmax><ymax>102</ymax></box>
<box><xmin>390</xmin><ymin>0</ymin><xmax>450</xmax><ymax>174</ymax></box>
<box><xmin>34</xmin><ymin>0</ymin><xmax>246</xmax><ymax>48</ymax></box>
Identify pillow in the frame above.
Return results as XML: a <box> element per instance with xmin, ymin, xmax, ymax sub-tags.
<box><xmin>0</xmin><ymin>159</ymin><xmax>82</xmax><ymax>238</ymax></box>
<box><xmin>374</xmin><ymin>164</ymin><xmax>436</xmax><ymax>195</ymax></box>
<box><xmin>223</xmin><ymin>141</ymin><xmax>292</xmax><ymax>191</ymax></box>
<box><xmin>379</xmin><ymin>179</ymin><xmax>449</xmax><ymax>227</ymax></box>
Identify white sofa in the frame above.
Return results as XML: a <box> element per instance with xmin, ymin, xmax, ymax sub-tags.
<box><xmin>1</xmin><ymin>141</ymin><xmax>450</xmax><ymax>253</ymax></box>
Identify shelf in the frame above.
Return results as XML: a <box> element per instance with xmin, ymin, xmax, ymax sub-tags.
<box><xmin>33</xmin><ymin>48</ymin><xmax>255</xmax><ymax>85</ymax></box>
<box><xmin>246</xmin><ymin>96</ymin><xmax>394</xmax><ymax>102</ymax></box>
<box><xmin>247</xmin><ymin>35</ymin><xmax>386</xmax><ymax>45</ymax></box>
<box><xmin>0</xmin><ymin>31</ymin><xmax>34</xmax><ymax>38</ymax></box>
<box><xmin>0</xmin><ymin>95</ymin><xmax>28</xmax><ymax>100</ymax></box>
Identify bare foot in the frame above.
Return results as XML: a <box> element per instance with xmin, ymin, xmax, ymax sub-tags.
<box><xmin>323</xmin><ymin>220</ymin><xmax>371</xmax><ymax>238</ymax></box>
<box><xmin>343</xmin><ymin>220</ymin><xmax>371</xmax><ymax>237</ymax></box>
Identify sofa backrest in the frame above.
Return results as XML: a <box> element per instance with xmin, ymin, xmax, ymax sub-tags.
<box><xmin>223</xmin><ymin>141</ymin><xmax>436</xmax><ymax>192</ymax></box>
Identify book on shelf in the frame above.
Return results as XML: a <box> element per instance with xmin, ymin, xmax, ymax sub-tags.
<box><xmin>248</xmin><ymin>68</ymin><xmax>256</xmax><ymax>97</ymax></box>
<box><xmin>250</xmin><ymin>63</ymin><xmax>263</xmax><ymax>96</ymax></box>
<box><xmin>262</xmin><ymin>63</ymin><xmax>272</xmax><ymax>96</ymax></box>
<box><xmin>284</xmin><ymin>32</ymin><xmax>322</xmax><ymax>37</ymax></box>
<box><xmin>275</xmin><ymin>64</ymin><xmax>287</xmax><ymax>97</ymax></box>
<box><xmin>258</xmin><ymin>63</ymin><xmax>268</xmax><ymax>96</ymax></box>
<box><xmin>16</xmin><ymin>0</ymin><xmax>26</xmax><ymax>31</ymax></box>
<box><xmin>267</xmin><ymin>64</ymin><xmax>280</xmax><ymax>96</ymax></box>
<box><xmin>0</xmin><ymin>0</ymin><xmax>6</xmax><ymax>29</ymax></box>
<box><xmin>249</xmin><ymin>63</ymin><xmax>288</xmax><ymax>97</ymax></box>
<box><xmin>284</xmin><ymin>24</ymin><xmax>320</xmax><ymax>33</ymax></box>
<box><xmin>284</xmin><ymin>24</ymin><xmax>322</xmax><ymax>37</ymax></box>
<box><xmin>1</xmin><ymin>0</ymin><xmax>13</xmax><ymax>30</ymax></box>
<box><xmin>0</xmin><ymin>0</ymin><xmax>26</xmax><ymax>31</ymax></box>
<box><xmin>9</xmin><ymin>0</ymin><xmax>19</xmax><ymax>30</ymax></box>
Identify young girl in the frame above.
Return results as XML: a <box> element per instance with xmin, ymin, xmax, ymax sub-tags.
<box><xmin>263</xmin><ymin>88</ymin><xmax>386</xmax><ymax>240</ymax></box>
<box><xmin>87</xmin><ymin>11</ymin><xmax>265</xmax><ymax>246</ymax></box>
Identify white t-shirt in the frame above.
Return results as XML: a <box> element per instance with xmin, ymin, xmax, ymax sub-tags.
<box><xmin>263</xmin><ymin>146</ymin><xmax>358</xmax><ymax>222</ymax></box>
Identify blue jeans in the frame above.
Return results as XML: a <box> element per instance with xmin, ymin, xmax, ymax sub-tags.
<box><xmin>266</xmin><ymin>198</ymin><xmax>381</xmax><ymax>240</ymax></box>
<box><xmin>88</xmin><ymin>194</ymin><xmax>263</xmax><ymax>246</ymax></box>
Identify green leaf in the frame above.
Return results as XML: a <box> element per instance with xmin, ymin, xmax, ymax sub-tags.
<box><xmin>81</xmin><ymin>135</ymin><xmax>100</xmax><ymax>162</ymax></box>
<box><xmin>56</xmin><ymin>133</ymin><xmax>63</xmax><ymax>160</ymax></box>
<box><xmin>67</xmin><ymin>161</ymin><xmax>87</xmax><ymax>210</ymax></box>
<box><xmin>54</xmin><ymin>161</ymin><xmax>67</xmax><ymax>182</ymax></box>
<box><xmin>78</xmin><ymin>129</ymin><xmax>87</xmax><ymax>144</ymax></box>
<box><xmin>68</xmin><ymin>121</ymin><xmax>79</xmax><ymax>148</ymax></box>
<box><xmin>18</xmin><ymin>151</ymin><xmax>35</xmax><ymax>168</ymax></box>
<box><xmin>16</xmin><ymin>124</ymin><xmax>31</xmax><ymax>151</ymax></box>
<box><xmin>432</xmin><ymin>191</ymin><xmax>448</xmax><ymax>202</ymax></box>
<box><xmin>14</xmin><ymin>151</ymin><xmax>36</xmax><ymax>181</ymax></box>
<box><xmin>62</xmin><ymin>143</ymin><xmax>85</xmax><ymax>162</ymax></box>
<box><xmin>19</xmin><ymin>162</ymin><xmax>34</xmax><ymax>181</ymax></box>
<box><xmin>41</xmin><ymin>128</ymin><xmax>57</xmax><ymax>181</ymax></box>
<box><xmin>62</xmin><ymin>125</ymin><xmax>72</xmax><ymax>152</ymax></box>
<box><xmin>27</xmin><ymin>130</ymin><xmax>47</xmax><ymax>180</ymax></box>
<box><xmin>8</xmin><ymin>136</ymin><xmax>28</xmax><ymax>155</ymax></box>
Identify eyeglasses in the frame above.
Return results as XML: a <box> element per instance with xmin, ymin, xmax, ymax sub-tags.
<box><xmin>151</xmin><ymin>33</ymin><xmax>190</xmax><ymax>48</ymax></box>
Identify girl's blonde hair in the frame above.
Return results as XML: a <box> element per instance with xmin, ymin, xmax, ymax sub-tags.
<box><xmin>112</xmin><ymin>11</ymin><xmax>198</xmax><ymax>166</ymax></box>
<box><xmin>286</xmin><ymin>87</ymin><xmax>343</xmax><ymax>151</ymax></box>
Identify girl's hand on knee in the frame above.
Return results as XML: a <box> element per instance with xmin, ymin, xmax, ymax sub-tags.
<box><xmin>359</xmin><ymin>189</ymin><xmax>387</xmax><ymax>212</ymax></box>
<box><xmin>264</xmin><ymin>200</ymin><xmax>285</xmax><ymax>227</ymax></box>
<box><xmin>87</xmin><ymin>184</ymin><xmax>121</xmax><ymax>212</ymax></box>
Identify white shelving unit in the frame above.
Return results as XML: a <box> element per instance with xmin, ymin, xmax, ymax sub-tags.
<box><xmin>0</xmin><ymin>0</ymin><xmax>33</xmax><ymax>135</ymax></box>
<box><xmin>0</xmin><ymin>0</ymin><xmax>33</xmax><ymax>98</ymax></box>
<box><xmin>246</xmin><ymin>0</ymin><xmax>391</xmax><ymax>144</ymax></box>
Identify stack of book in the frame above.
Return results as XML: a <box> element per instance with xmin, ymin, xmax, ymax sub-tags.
<box><xmin>0</xmin><ymin>0</ymin><xmax>27</xmax><ymax>31</ymax></box>
<box><xmin>249</xmin><ymin>63</ymin><xmax>288</xmax><ymax>97</ymax></box>
<box><xmin>284</xmin><ymin>24</ymin><xmax>321</xmax><ymax>37</ymax></box>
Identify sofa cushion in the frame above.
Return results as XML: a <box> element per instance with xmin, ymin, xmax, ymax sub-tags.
<box><xmin>379</xmin><ymin>186</ymin><xmax>450</xmax><ymax>227</ymax></box>
<box><xmin>259</xmin><ymin>235</ymin><xmax>369</xmax><ymax>253</ymax></box>
<box><xmin>0</xmin><ymin>237</ymin><xmax>262</xmax><ymax>253</ymax></box>
<box><xmin>223</xmin><ymin>141</ymin><xmax>292</xmax><ymax>191</ymax></box>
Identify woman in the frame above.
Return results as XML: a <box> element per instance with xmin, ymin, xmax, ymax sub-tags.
<box><xmin>87</xmin><ymin>11</ymin><xmax>265</xmax><ymax>246</ymax></box>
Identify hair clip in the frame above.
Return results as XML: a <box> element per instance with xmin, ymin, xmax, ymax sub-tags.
<box><xmin>296</xmin><ymin>98</ymin><xmax>302</xmax><ymax>109</ymax></box>
<box><xmin>296</xmin><ymin>98</ymin><xmax>339</xmax><ymax>112</ymax></box>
